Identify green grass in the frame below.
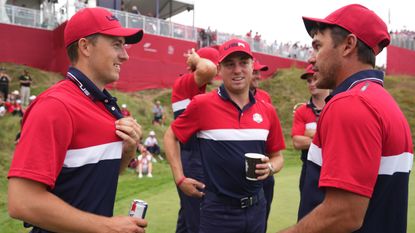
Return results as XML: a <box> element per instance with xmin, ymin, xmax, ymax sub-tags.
<box><xmin>1</xmin><ymin>63</ymin><xmax>415</xmax><ymax>232</ymax></box>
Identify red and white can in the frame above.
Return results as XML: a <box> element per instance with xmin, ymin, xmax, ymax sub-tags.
<box><xmin>129</xmin><ymin>199</ymin><xmax>148</xmax><ymax>219</ymax></box>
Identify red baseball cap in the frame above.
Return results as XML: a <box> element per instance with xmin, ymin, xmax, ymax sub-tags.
<box><xmin>300</xmin><ymin>64</ymin><xmax>315</xmax><ymax>79</ymax></box>
<box><xmin>218</xmin><ymin>39</ymin><xmax>253</xmax><ymax>63</ymax></box>
<box><xmin>64</xmin><ymin>7</ymin><xmax>144</xmax><ymax>47</ymax></box>
<box><xmin>302</xmin><ymin>4</ymin><xmax>390</xmax><ymax>55</ymax></box>
<box><xmin>197</xmin><ymin>47</ymin><xmax>219</xmax><ymax>65</ymax></box>
<box><xmin>253</xmin><ymin>59</ymin><xmax>269</xmax><ymax>71</ymax></box>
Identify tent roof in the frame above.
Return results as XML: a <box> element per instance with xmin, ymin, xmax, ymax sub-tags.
<box><xmin>125</xmin><ymin>0</ymin><xmax>194</xmax><ymax>19</ymax></box>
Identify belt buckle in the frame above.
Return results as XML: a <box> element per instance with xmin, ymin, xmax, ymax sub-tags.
<box><xmin>240</xmin><ymin>196</ymin><xmax>253</xmax><ymax>208</ymax></box>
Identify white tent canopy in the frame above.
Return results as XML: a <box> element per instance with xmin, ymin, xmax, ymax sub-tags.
<box><xmin>123</xmin><ymin>0</ymin><xmax>194</xmax><ymax>19</ymax></box>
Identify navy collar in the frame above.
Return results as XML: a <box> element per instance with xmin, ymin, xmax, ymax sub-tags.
<box><xmin>307</xmin><ymin>97</ymin><xmax>322</xmax><ymax>119</ymax></box>
<box><xmin>326</xmin><ymin>69</ymin><xmax>384</xmax><ymax>103</ymax></box>
<box><xmin>66</xmin><ymin>67</ymin><xmax>123</xmax><ymax>119</ymax></box>
<box><xmin>217</xmin><ymin>84</ymin><xmax>256</xmax><ymax>112</ymax></box>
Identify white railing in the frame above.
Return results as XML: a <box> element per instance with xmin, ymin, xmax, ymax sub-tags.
<box><xmin>0</xmin><ymin>4</ymin><xmax>197</xmax><ymax>41</ymax></box>
<box><xmin>0</xmin><ymin>4</ymin><xmax>53</xmax><ymax>29</ymax></box>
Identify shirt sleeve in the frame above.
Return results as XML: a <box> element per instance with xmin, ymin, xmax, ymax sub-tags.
<box><xmin>291</xmin><ymin>105</ymin><xmax>306</xmax><ymax>136</ymax></box>
<box><xmin>318</xmin><ymin>96</ymin><xmax>382</xmax><ymax>198</ymax></box>
<box><xmin>171</xmin><ymin>96</ymin><xmax>201</xmax><ymax>144</ymax></box>
<box><xmin>265</xmin><ymin>105</ymin><xmax>286</xmax><ymax>153</ymax></box>
<box><xmin>8</xmin><ymin>97</ymin><xmax>73</xmax><ymax>189</ymax></box>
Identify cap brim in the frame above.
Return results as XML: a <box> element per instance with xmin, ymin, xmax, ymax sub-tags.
<box><xmin>101</xmin><ymin>28</ymin><xmax>144</xmax><ymax>44</ymax></box>
<box><xmin>219</xmin><ymin>51</ymin><xmax>253</xmax><ymax>63</ymax></box>
<box><xmin>302</xmin><ymin>16</ymin><xmax>333</xmax><ymax>38</ymax></box>
<box><xmin>256</xmin><ymin>65</ymin><xmax>269</xmax><ymax>71</ymax></box>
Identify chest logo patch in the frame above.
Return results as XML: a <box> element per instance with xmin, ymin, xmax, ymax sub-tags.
<box><xmin>253</xmin><ymin>113</ymin><xmax>263</xmax><ymax>123</ymax></box>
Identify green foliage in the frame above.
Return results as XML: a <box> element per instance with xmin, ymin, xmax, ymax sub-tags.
<box><xmin>1</xmin><ymin>64</ymin><xmax>414</xmax><ymax>232</ymax></box>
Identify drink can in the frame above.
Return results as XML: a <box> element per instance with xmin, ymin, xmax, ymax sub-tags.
<box><xmin>129</xmin><ymin>199</ymin><xmax>148</xmax><ymax>219</ymax></box>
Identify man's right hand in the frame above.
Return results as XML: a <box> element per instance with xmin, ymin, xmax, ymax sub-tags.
<box><xmin>179</xmin><ymin>178</ymin><xmax>205</xmax><ymax>198</ymax></box>
<box><xmin>104</xmin><ymin>216</ymin><xmax>147</xmax><ymax>233</ymax></box>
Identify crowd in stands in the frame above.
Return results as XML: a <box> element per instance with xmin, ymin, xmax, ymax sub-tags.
<box><xmin>390</xmin><ymin>29</ymin><xmax>415</xmax><ymax>50</ymax></box>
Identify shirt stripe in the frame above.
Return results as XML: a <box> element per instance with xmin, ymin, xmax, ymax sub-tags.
<box><xmin>307</xmin><ymin>143</ymin><xmax>322</xmax><ymax>166</ymax></box>
<box><xmin>197</xmin><ymin>129</ymin><xmax>269</xmax><ymax>141</ymax></box>
<box><xmin>305</xmin><ymin>122</ymin><xmax>317</xmax><ymax>130</ymax></box>
<box><xmin>308</xmin><ymin>143</ymin><xmax>413</xmax><ymax>175</ymax></box>
<box><xmin>64</xmin><ymin>141</ymin><xmax>123</xmax><ymax>168</ymax></box>
<box><xmin>172</xmin><ymin>99</ymin><xmax>191</xmax><ymax>112</ymax></box>
<box><xmin>379</xmin><ymin>152</ymin><xmax>413</xmax><ymax>175</ymax></box>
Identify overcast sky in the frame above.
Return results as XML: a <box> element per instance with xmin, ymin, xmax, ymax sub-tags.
<box><xmin>171</xmin><ymin>0</ymin><xmax>414</xmax><ymax>66</ymax></box>
<box><xmin>172</xmin><ymin>0</ymin><xmax>414</xmax><ymax>44</ymax></box>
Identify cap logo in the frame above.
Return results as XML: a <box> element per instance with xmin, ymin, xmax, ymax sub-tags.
<box><xmin>224</xmin><ymin>42</ymin><xmax>246</xmax><ymax>50</ymax></box>
<box><xmin>106</xmin><ymin>15</ymin><xmax>119</xmax><ymax>22</ymax></box>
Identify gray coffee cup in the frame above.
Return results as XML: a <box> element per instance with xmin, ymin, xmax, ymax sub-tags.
<box><xmin>245</xmin><ymin>153</ymin><xmax>265</xmax><ymax>181</ymax></box>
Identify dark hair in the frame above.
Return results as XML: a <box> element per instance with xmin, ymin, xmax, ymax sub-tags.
<box><xmin>66</xmin><ymin>34</ymin><xmax>99</xmax><ymax>64</ymax></box>
<box><xmin>310</xmin><ymin>23</ymin><xmax>375</xmax><ymax>67</ymax></box>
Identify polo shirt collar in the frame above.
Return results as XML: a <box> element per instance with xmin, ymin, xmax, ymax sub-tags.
<box><xmin>217</xmin><ymin>84</ymin><xmax>256</xmax><ymax>112</ymax></box>
<box><xmin>66</xmin><ymin>67</ymin><xmax>123</xmax><ymax>119</ymax></box>
<box><xmin>326</xmin><ymin>69</ymin><xmax>384</xmax><ymax>103</ymax></box>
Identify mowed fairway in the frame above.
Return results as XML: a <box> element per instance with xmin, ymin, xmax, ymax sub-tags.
<box><xmin>111</xmin><ymin>154</ymin><xmax>415</xmax><ymax>233</ymax></box>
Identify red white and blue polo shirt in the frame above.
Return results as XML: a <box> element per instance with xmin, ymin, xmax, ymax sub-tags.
<box><xmin>8</xmin><ymin>68</ymin><xmax>124</xmax><ymax>228</ymax></box>
<box><xmin>171</xmin><ymin>73</ymin><xmax>206</xmax><ymax>119</ymax></box>
<box><xmin>253</xmin><ymin>88</ymin><xmax>272</xmax><ymax>104</ymax></box>
<box><xmin>171</xmin><ymin>73</ymin><xmax>207</xmax><ymax>179</ymax></box>
<box><xmin>298</xmin><ymin>70</ymin><xmax>413</xmax><ymax>233</ymax></box>
<box><xmin>172</xmin><ymin>84</ymin><xmax>285</xmax><ymax>199</ymax></box>
<box><xmin>291</xmin><ymin>100</ymin><xmax>319</xmax><ymax>161</ymax></box>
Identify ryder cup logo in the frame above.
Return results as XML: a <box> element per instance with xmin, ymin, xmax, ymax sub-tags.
<box><xmin>253</xmin><ymin>113</ymin><xmax>263</xmax><ymax>123</ymax></box>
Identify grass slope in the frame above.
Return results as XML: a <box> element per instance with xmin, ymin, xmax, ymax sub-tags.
<box><xmin>1</xmin><ymin>63</ymin><xmax>414</xmax><ymax>232</ymax></box>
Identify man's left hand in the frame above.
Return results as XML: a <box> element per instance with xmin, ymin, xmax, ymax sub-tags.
<box><xmin>256</xmin><ymin>156</ymin><xmax>272</xmax><ymax>180</ymax></box>
<box><xmin>115</xmin><ymin>117</ymin><xmax>142</xmax><ymax>155</ymax></box>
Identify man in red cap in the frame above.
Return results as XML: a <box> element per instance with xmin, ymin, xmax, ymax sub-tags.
<box><xmin>279</xmin><ymin>4</ymin><xmax>413</xmax><ymax>233</ymax></box>
<box><xmin>171</xmin><ymin>46</ymin><xmax>219</xmax><ymax>233</ymax></box>
<box><xmin>291</xmin><ymin>64</ymin><xmax>329</xmax><ymax>212</ymax></box>
<box><xmin>8</xmin><ymin>7</ymin><xmax>147</xmax><ymax>233</ymax></box>
<box><xmin>165</xmin><ymin>38</ymin><xmax>285</xmax><ymax>233</ymax></box>
<box><xmin>250</xmin><ymin>58</ymin><xmax>275</xmax><ymax>233</ymax></box>
<box><xmin>250</xmin><ymin>59</ymin><xmax>272</xmax><ymax>104</ymax></box>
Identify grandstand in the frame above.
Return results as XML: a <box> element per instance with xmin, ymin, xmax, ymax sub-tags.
<box><xmin>0</xmin><ymin>1</ymin><xmax>414</xmax><ymax>92</ymax></box>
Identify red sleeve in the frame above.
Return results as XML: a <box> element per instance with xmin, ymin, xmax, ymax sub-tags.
<box><xmin>171</xmin><ymin>73</ymin><xmax>206</xmax><ymax>103</ymax></box>
<box><xmin>291</xmin><ymin>105</ymin><xmax>307</xmax><ymax>136</ymax></box>
<box><xmin>318</xmin><ymin>96</ymin><xmax>382</xmax><ymax>197</ymax></box>
<box><xmin>171</xmin><ymin>96</ymin><xmax>201</xmax><ymax>143</ymax></box>
<box><xmin>8</xmin><ymin>97</ymin><xmax>73</xmax><ymax>189</ymax></box>
<box><xmin>265</xmin><ymin>105</ymin><xmax>286</xmax><ymax>153</ymax></box>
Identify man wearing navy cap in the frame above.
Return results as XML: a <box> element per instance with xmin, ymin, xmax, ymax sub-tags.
<box><xmin>165</xmin><ymin>38</ymin><xmax>285</xmax><ymax>233</ymax></box>
<box><xmin>279</xmin><ymin>4</ymin><xmax>413</xmax><ymax>233</ymax></box>
<box><xmin>8</xmin><ymin>8</ymin><xmax>147</xmax><ymax>233</ymax></box>
<box><xmin>171</xmin><ymin>47</ymin><xmax>219</xmax><ymax>233</ymax></box>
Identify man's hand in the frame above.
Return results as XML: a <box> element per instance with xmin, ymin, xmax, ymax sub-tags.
<box><xmin>115</xmin><ymin>117</ymin><xmax>142</xmax><ymax>155</ymax></box>
<box><xmin>256</xmin><ymin>156</ymin><xmax>271</xmax><ymax>180</ymax></box>
<box><xmin>185</xmin><ymin>48</ymin><xmax>200</xmax><ymax>72</ymax></box>
<box><xmin>104</xmin><ymin>216</ymin><xmax>147</xmax><ymax>233</ymax></box>
<box><xmin>178</xmin><ymin>177</ymin><xmax>205</xmax><ymax>198</ymax></box>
